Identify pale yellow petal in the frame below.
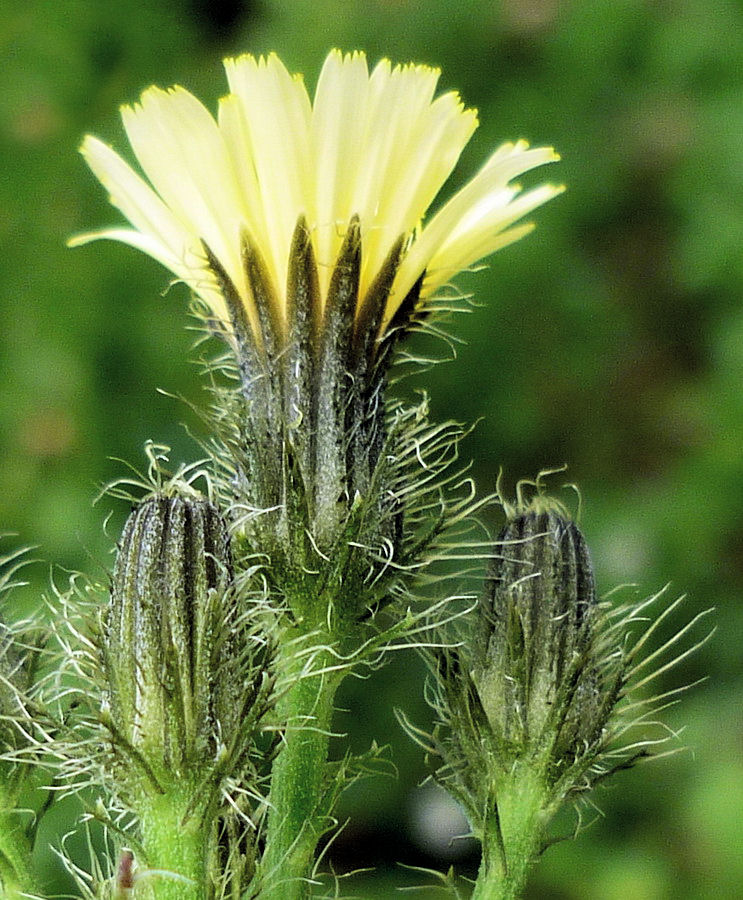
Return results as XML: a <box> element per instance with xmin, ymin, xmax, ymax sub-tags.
<box><xmin>224</xmin><ymin>54</ymin><xmax>313</xmax><ymax>313</ymax></box>
<box><xmin>439</xmin><ymin>183</ymin><xmax>563</xmax><ymax>253</ymax></box>
<box><xmin>76</xmin><ymin>137</ymin><xmax>232</xmax><ymax>319</ymax></box>
<box><xmin>217</xmin><ymin>94</ymin><xmax>264</xmax><ymax>244</ymax></box>
<box><xmin>68</xmin><ymin>226</ymin><xmax>182</xmax><ymax>270</ymax></box>
<box><xmin>422</xmin><ymin>186</ymin><xmax>565</xmax><ymax>295</ymax></box>
<box><xmin>121</xmin><ymin>86</ymin><xmax>247</xmax><ymax>304</ymax></box>
<box><xmin>390</xmin><ymin>144</ymin><xmax>561</xmax><ymax>314</ymax></box>
<box><xmin>68</xmin><ymin>226</ymin><xmax>229</xmax><ymax>323</ymax></box>
<box><xmin>355</xmin><ymin>65</ymin><xmax>477</xmax><ymax>300</ymax></box>
<box><xmin>78</xmin><ymin>135</ymin><xmax>190</xmax><ymax>261</ymax></box>
<box><xmin>360</xmin><ymin>90</ymin><xmax>477</xmax><ymax>297</ymax></box>
<box><xmin>311</xmin><ymin>50</ymin><xmax>371</xmax><ymax>302</ymax></box>
<box><xmin>353</xmin><ymin>60</ymin><xmax>440</xmax><ymax>228</ymax></box>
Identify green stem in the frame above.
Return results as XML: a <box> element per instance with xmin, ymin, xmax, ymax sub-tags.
<box><xmin>259</xmin><ymin>639</ymin><xmax>340</xmax><ymax>900</ymax></box>
<box><xmin>470</xmin><ymin>765</ymin><xmax>550</xmax><ymax>900</ymax></box>
<box><xmin>0</xmin><ymin>808</ymin><xmax>35</xmax><ymax>897</ymax></box>
<box><xmin>139</xmin><ymin>789</ymin><xmax>208</xmax><ymax>900</ymax></box>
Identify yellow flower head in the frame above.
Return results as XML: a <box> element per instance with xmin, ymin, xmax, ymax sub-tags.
<box><xmin>71</xmin><ymin>50</ymin><xmax>562</xmax><ymax>346</ymax></box>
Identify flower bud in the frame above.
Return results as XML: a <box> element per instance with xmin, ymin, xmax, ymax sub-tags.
<box><xmin>224</xmin><ymin>218</ymin><xmax>408</xmax><ymax>625</ymax></box>
<box><xmin>0</xmin><ymin>628</ymin><xmax>22</xmax><ymax>757</ymax></box>
<box><xmin>103</xmin><ymin>493</ymin><xmax>238</xmax><ymax>788</ymax></box>
<box><xmin>474</xmin><ymin>507</ymin><xmax>608</xmax><ymax>764</ymax></box>
<box><xmin>409</xmin><ymin>493</ymin><xmax>707</xmax><ymax>873</ymax></box>
<box><xmin>0</xmin><ymin>546</ymin><xmax>46</xmax><ymax>777</ymax></box>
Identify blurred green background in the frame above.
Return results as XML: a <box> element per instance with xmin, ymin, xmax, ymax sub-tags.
<box><xmin>2</xmin><ymin>0</ymin><xmax>742</xmax><ymax>896</ymax></box>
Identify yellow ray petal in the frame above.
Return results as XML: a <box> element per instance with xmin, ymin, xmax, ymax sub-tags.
<box><xmin>121</xmin><ymin>86</ymin><xmax>248</xmax><ymax>308</ymax></box>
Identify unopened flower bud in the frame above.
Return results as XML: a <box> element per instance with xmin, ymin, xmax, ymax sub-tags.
<box><xmin>103</xmin><ymin>493</ymin><xmax>238</xmax><ymax>789</ymax></box>
<box><xmin>409</xmin><ymin>490</ymin><xmax>707</xmax><ymax>886</ymax></box>
<box><xmin>0</xmin><ymin>628</ymin><xmax>24</xmax><ymax>758</ymax></box>
<box><xmin>474</xmin><ymin>507</ymin><xmax>609</xmax><ymax>766</ymax></box>
<box><xmin>0</xmin><ymin>546</ymin><xmax>46</xmax><ymax>775</ymax></box>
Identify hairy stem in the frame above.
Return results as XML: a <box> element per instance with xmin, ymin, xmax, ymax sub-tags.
<box><xmin>139</xmin><ymin>789</ymin><xmax>209</xmax><ymax>900</ymax></box>
<box><xmin>0</xmin><ymin>803</ymin><xmax>35</xmax><ymax>898</ymax></box>
<box><xmin>258</xmin><ymin>638</ymin><xmax>340</xmax><ymax>900</ymax></box>
<box><xmin>470</xmin><ymin>765</ymin><xmax>550</xmax><ymax>900</ymax></box>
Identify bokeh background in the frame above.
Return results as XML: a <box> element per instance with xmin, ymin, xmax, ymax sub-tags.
<box><xmin>2</xmin><ymin>0</ymin><xmax>742</xmax><ymax>896</ymax></box>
